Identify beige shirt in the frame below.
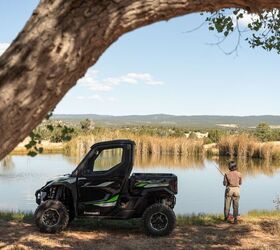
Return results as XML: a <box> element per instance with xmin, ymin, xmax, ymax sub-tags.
<box><xmin>223</xmin><ymin>170</ymin><xmax>242</xmax><ymax>187</ymax></box>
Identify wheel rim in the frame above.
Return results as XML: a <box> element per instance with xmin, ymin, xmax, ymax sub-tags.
<box><xmin>150</xmin><ymin>212</ymin><xmax>168</xmax><ymax>231</ymax></box>
<box><xmin>42</xmin><ymin>208</ymin><xmax>60</xmax><ymax>227</ymax></box>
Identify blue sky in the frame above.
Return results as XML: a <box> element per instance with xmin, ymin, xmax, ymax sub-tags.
<box><xmin>0</xmin><ymin>1</ymin><xmax>279</xmax><ymax>116</ymax></box>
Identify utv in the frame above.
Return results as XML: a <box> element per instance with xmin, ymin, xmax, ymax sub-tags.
<box><xmin>35</xmin><ymin>140</ymin><xmax>177</xmax><ymax>236</ymax></box>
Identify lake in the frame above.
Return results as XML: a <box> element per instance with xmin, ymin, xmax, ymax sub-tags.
<box><xmin>0</xmin><ymin>154</ymin><xmax>279</xmax><ymax>215</ymax></box>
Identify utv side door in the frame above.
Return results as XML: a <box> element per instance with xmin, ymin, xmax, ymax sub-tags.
<box><xmin>77</xmin><ymin>141</ymin><xmax>133</xmax><ymax>216</ymax></box>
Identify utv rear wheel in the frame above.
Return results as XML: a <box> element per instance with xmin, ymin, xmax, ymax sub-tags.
<box><xmin>35</xmin><ymin>200</ymin><xmax>69</xmax><ymax>233</ymax></box>
<box><xmin>142</xmin><ymin>204</ymin><xmax>176</xmax><ymax>236</ymax></box>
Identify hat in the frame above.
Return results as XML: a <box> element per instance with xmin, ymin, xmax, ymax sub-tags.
<box><xmin>228</xmin><ymin>161</ymin><xmax>237</xmax><ymax>171</ymax></box>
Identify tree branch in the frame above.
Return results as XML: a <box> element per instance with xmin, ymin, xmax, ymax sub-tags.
<box><xmin>1</xmin><ymin>0</ymin><xmax>280</xmax><ymax>159</ymax></box>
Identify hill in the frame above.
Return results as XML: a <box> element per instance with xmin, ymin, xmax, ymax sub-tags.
<box><xmin>52</xmin><ymin>114</ymin><xmax>280</xmax><ymax>128</ymax></box>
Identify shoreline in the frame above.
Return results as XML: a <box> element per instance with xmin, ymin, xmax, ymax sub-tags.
<box><xmin>0</xmin><ymin>210</ymin><xmax>279</xmax><ymax>249</ymax></box>
<box><xmin>1</xmin><ymin>209</ymin><xmax>279</xmax><ymax>224</ymax></box>
<box><xmin>9</xmin><ymin>135</ymin><xmax>280</xmax><ymax>161</ymax></box>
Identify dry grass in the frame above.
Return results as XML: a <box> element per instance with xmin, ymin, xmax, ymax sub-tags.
<box><xmin>64</xmin><ymin>133</ymin><xmax>204</xmax><ymax>159</ymax></box>
<box><xmin>10</xmin><ymin>132</ymin><xmax>280</xmax><ymax>163</ymax></box>
<box><xmin>11</xmin><ymin>140</ymin><xmax>64</xmax><ymax>155</ymax></box>
<box><xmin>218</xmin><ymin>134</ymin><xmax>280</xmax><ymax>160</ymax></box>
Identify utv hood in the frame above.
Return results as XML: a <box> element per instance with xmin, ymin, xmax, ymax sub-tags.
<box><xmin>44</xmin><ymin>174</ymin><xmax>76</xmax><ymax>187</ymax></box>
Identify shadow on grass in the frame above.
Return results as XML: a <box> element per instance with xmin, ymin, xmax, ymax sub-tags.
<box><xmin>69</xmin><ymin>218</ymin><xmax>142</xmax><ymax>233</ymax></box>
<box><xmin>0</xmin><ymin>210</ymin><xmax>279</xmax><ymax>250</ymax></box>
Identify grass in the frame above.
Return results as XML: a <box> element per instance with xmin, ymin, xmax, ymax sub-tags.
<box><xmin>0</xmin><ymin>210</ymin><xmax>33</xmax><ymax>223</ymax></box>
<box><xmin>177</xmin><ymin>210</ymin><xmax>280</xmax><ymax>226</ymax></box>
<box><xmin>246</xmin><ymin>209</ymin><xmax>280</xmax><ymax>219</ymax></box>
<box><xmin>1</xmin><ymin>209</ymin><xmax>279</xmax><ymax>226</ymax></box>
<box><xmin>177</xmin><ymin>213</ymin><xmax>224</xmax><ymax>226</ymax></box>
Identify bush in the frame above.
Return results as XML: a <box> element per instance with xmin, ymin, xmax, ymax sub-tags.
<box><xmin>255</xmin><ymin>123</ymin><xmax>272</xmax><ymax>142</ymax></box>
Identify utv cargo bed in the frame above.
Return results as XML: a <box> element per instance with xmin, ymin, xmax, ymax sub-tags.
<box><xmin>130</xmin><ymin>173</ymin><xmax>177</xmax><ymax>194</ymax></box>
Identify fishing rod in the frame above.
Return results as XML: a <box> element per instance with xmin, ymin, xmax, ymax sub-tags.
<box><xmin>212</xmin><ymin>162</ymin><xmax>225</xmax><ymax>176</ymax></box>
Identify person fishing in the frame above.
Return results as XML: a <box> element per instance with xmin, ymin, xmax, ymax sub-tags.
<box><xmin>223</xmin><ymin>161</ymin><xmax>242</xmax><ymax>224</ymax></box>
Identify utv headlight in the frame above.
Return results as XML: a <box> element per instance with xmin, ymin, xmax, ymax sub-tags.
<box><xmin>40</xmin><ymin>191</ymin><xmax>47</xmax><ymax>203</ymax></box>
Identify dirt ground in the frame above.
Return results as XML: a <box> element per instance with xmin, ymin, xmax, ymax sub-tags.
<box><xmin>0</xmin><ymin>219</ymin><xmax>279</xmax><ymax>250</ymax></box>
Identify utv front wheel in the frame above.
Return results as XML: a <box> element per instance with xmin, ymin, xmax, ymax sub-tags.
<box><xmin>35</xmin><ymin>200</ymin><xmax>69</xmax><ymax>233</ymax></box>
<box><xmin>142</xmin><ymin>204</ymin><xmax>176</xmax><ymax>236</ymax></box>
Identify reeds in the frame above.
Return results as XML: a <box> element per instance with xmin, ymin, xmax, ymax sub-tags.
<box><xmin>64</xmin><ymin>133</ymin><xmax>204</xmax><ymax>159</ymax></box>
<box><xmin>218</xmin><ymin>134</ymin><xmax>280</xmax><ymax>161</ymax></box>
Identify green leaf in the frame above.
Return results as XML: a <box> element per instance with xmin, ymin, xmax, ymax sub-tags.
<box><xmin>47</xmin><ymin>125</ymin><xmax>54</xmax><ymax>131</ymax></box>
<box><xmin>27</xmin><ymin>151</ymin><xmax>37</xmax><ymax>157</ymax></box>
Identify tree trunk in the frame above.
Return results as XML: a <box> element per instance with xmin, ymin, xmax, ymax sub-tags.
<box><xmin>0</xmin><ymin>0</ymin><xmax>279</xmax><ymax>159</ymax></box>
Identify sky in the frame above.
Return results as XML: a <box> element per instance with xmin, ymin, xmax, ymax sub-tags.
<box><xmin>0</xmin><ymin>1</ymin><xmax>279</xmax><ymax>116</ymax></box>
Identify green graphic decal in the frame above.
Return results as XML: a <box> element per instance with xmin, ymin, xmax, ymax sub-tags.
<box><xmin>135</xmin><ymin>180</ymin><xmax>169</xmax><ymax>188</ymax></box>
<box><xmin>95</xmin><ymin>194</ymin><xmax>119</xmax><ymax>204</ymax></box>
<box><xmin>135</xmin><ymin>181</ymin><xmax>151</xmax><ymax>187</ymax></box>
<box><xmin>84</xmin><ymin>194</ymin><xmax>119</xmax><ymax>207</ymax></box>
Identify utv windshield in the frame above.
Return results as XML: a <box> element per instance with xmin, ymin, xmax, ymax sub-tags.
<box><xmin>72</xmin><ymin>146</ymin><xmax>125</xmax><ymax>176</ymax></box>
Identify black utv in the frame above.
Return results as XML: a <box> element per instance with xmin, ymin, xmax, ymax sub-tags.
<box><xmin>35</xmin><ymin>140</ymin><xmax>178</xmax><ymax>236</ymax></box>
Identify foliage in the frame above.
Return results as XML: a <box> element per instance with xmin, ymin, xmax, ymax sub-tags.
<box><xmin>254</xmin><ymin>123</ymin><xmax>272</xmax><ymax>142</ymax></box>
<box><xmin>49</xmin><ymin>125</ymin><xmax>75</xmax><ymax>143</ymax></box>
<box><xmin>188</xmin><ymin>132</ymin><xmax>198</xmax><ymax>139</ymax></box>
<box><xmin>24</xmin><ymin>110</ymin><xmax>75</xmax><ymax>156</ymax></box>
<box><xmin>24</xmin><ymin>111</ymin><xmax>53</xmax><ymax>157</ymax></box>
<box><xmin>205</xmin><ymin>9</ymin><xmax>280</xmax><ymax>54</ymax></box>
<box><xmin>80</xmin><ymin>119</ymin><xmax>92</xmax><ymax>131</ymax></box>
<box><xmin>208</xmin><ymin>129</ymin><xmax>225</xmax><ymax>143</ymax></box>
<box><xmin>24</xmin><ymin>131</ymin><xmax>43</xmax><ymax>157</ymax></box>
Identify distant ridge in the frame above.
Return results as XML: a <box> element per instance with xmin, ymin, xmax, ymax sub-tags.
<box><xmin>52</xmin><ymin>114</ymin><xmax>280</xmax><ymax>128</ymax></box>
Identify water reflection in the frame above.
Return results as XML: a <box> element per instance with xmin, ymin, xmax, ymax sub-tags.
<box><xmin>62</xmin><ymin>152</ymin><xmax>280</xmax><ymax>176</ymax></box>
<box><xmin>0</xmin><ymin>156</ymin><xmax>14</xmax><ymax>169</ymax></box>
<box><xmin>135</xmin><ymin>154</ymin><xmax>204</xmax><ymax>169</ymax></box>
<box><xmin>217</xmin><ymin>157</ymin><xmax>280</xmax><ymax>177</ymax></box>
<box><xmin>0</xmin><ymin>154</ymin><xmax>279</xmax><ymax>214</ymax></box>
<box><xmin>64</xmin><ymin>152</ymin><xmax>205</xmax><ymax>170</ymax></box>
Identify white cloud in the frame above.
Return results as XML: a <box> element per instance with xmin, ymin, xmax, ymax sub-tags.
<box><xmin>0</xmin><ymin>43</ymin><xmax>9</xmax><ymax>56</ymax></box>
<box><xmin>238</xmin><ymin>14</ymin><xmax>259</xmax><ymax>27</ymax></box>
<box><xmin>230</xmin><ymin>11</ymin><xmax>260</xmax><ymax>28</ymax></box>
<box><xmin>78</xmin><ymin>69</ymin><xmax>164</xmax><ymax>92</ymax></box>
<box><xmin>89</xmin><ymin>95</ymin><xmax>103</xmax><ymax>101</ymax></box>
<box><xmin>124</xmin><ymin>73</ymin><xmax>164</xmax><ymax>85</ymax></box>
<box><xmin>76</xmin><ymin>95</ymin><xmax>117</xmax><ymax>102</ymax></box>
<box><xmin>76</xmin><ymin>96</ymin><xmax>86</xmax><ymax>100</ymax></box>
<box><xmin>107</xmin><ymin>97</ymin><xmax>117</xmax><ymax>102</ymax></box>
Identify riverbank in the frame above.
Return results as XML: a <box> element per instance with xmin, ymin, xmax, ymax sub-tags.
<box><xmin>0</xmin><ymin>210</ymin><xmax>279</xmax><ymax>250</ymax></box>
<box><xmin>11</xmin><ymin>139</ymin><xmax>64</xmax><ymax>155</ymax></box>
<box><xmin>10</xmin><ymin>133</ymin><xmax>280</xmax><ymax>163</ymax></box>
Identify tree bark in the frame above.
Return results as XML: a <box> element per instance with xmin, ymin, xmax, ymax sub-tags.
<box><xmin>0</xmin><ymin>0</ymin><xmax>280</xmax><ymax>159</ymax></box>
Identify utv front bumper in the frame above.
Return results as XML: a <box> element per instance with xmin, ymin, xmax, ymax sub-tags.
<box><xmin>35</xmin><ymin>189</ymin><xmax>47</xmax><ymax>205</ymax></box>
